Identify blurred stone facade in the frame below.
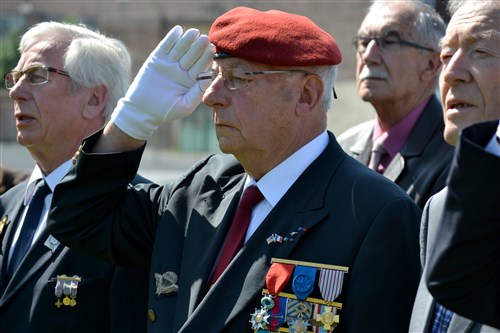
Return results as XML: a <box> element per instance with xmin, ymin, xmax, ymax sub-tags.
<box><xmin>0</xmin><ymin>0</ymin><xmax>447</xmax><ymax>152</ymax></box>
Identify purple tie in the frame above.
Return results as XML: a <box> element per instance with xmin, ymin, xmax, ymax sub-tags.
<box><xmin>368</xmin><ymin>138</ymin><xmax>387</xmax><ymax>173</ymax></box>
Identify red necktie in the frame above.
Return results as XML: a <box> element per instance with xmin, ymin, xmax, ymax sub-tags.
<box><xmin>210</xmin><ymin>185</ymin><xmax>264</xmax><ymax>284</ymax></box>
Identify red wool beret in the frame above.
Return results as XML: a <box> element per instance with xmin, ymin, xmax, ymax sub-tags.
<box><xmin>209</xmin><ymin>6</ymin><xmax>342</xmax><ymax>67</ymax></box>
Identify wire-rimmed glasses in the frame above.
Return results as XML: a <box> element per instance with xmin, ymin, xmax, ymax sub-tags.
<box><xmin>4</xmin><ymin>66</ymin><xmax>70</xmax><ymax>89</ymax></box>
<box><xmin>196</xmin><ymin>68</ymin><xmax>310</xmax><ymax>92</ymax></box>
<box><xmin>352</xmin><ymin>31</ymin><xmax>435</xmax><ymax>54</ymax></box>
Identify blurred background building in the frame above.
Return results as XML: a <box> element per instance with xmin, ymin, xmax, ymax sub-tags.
<box><xmin>0</xmin><ymin>0</ymin><xmax>448</xmax><ymax>182</ymax></box>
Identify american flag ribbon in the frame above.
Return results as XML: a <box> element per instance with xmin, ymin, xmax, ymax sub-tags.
<box><xmin>318</xmin><ymin>269</ymin><xmax>344</xmax><ymax>302</ymax></box>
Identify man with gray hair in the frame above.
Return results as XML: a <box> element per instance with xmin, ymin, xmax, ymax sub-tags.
<box><xmin>424</xmin><ymin>0</ymin><xmax>500</xmax><ymax>330</ymax></box>
<box><xmin>0</xmin><ymin>22</ymin><xmax>149</xmax><ymax>332</ymax></box>
<box><xmin>338</xmin><ymin>0</ymin><xmax>452</xmax><ymax>209</ymax></box>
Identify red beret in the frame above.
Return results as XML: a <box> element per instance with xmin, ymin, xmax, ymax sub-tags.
<box><xmin>209</xmin><ymin>7</ymin><xmax>342</xmax><ymax>67</ymax></box>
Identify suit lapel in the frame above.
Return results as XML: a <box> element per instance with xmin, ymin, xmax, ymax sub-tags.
<box><xmin>1</xmin><ymin>228</ymin><xmax>64</xmax><ymax>305</ymax></box>
<box><xmin>383</xmin><ymin>153</ymin><xmax>404</xmax><ymax>181</ymax></box>
<box><xmin>172</xmin><ymin>173</ymin><xmax>246</xmax><ymax>330</ymax></box>
<box><xmin>383</xmin><ymin>96</ymin><xmax>442</xmax><ymax>182</ymax></box>
<box><xmin>0</xmin><ymin>186</ymin><xmax>64</xmax><ymax>304</ymax></box>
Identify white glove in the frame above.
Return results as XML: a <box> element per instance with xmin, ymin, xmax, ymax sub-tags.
<box><xmin>111</xmin><ymin>25</ymin><xmax>214</xmax><ymax>140</ymax></box>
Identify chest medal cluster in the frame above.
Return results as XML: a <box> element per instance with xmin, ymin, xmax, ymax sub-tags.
<box><xmin>54</xmin><ymin>274</ymin><xmax>81</xmax><ymax>308</ymax></box>
<box><xmin>250</xmin><ymin>258</ymin><xmax>348</xmax><ymax>333</ymax></box>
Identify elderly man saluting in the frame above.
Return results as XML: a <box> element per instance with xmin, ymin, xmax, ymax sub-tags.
<box><xmin>47</xmin><ymin>7</ymin><xmax>421</xmax><ymax>332</ymax></box>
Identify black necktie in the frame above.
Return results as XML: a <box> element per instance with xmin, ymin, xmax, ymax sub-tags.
<box><xmin>7</xmin><ymin>180</ymin><xmax>51</xmax><ymax>279</ymax></box>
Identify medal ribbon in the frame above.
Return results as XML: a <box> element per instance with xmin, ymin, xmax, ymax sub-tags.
<box><xmin>265</xmin><ymin>263</ymin><xmax>294</xmax><ymax>331</ymax></box>
<box><xmin>319</xmin><ymin>269</ymin><xmax>344</xmax><ymax>302</ymax></box>
<box><xmin>266</xmin><ymin>262</ymin><xmax>294</xmax><ymax>295</ymax></box>
<box><xmin>292</xmin><ymin>265</ymin><xmax>317</xmax><ymax>301</ymax></box>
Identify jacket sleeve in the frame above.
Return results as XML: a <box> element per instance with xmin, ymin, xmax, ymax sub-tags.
<box><xmin>426</xmin><ymin>122</ymin><xmax>500</xmax><ymax>329</ymax></box>
<box><xmin>47</xmin><ymin>131</ymin><xmax>163</xmax><ymax>267</ymax></box>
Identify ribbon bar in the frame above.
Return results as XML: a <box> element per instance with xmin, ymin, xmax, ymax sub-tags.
<box><xmin>271</xmin><ymin>258</ymin><xmax>349</xmax><ymax>273</ymax></box>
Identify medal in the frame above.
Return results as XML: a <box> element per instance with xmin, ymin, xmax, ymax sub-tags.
<box><xmin>0</xmin><ymin>215</ymin><xmax>8</xmax><ymax>237</ymax></box>
<box><xmin>54</xmin><ymin>275</ymin><xmax>81</xmax><ymax>308</ymax></box>
<box><xmin>315</xmin><ymin>305</ymin><xmax>339</xmax><ymax>331</ymax></box>
<box><xmin>251</xmin><ymin>262</ymin><xmax>294</xmax><ymax>331</ymax></box>
<box><xmin>318</xmin><ymin>269</ymin><xmax>345</xmax><ymax>303</ymax></box>
<box><xmin>292</xmin><ymin>266</ymin><xmax>316</xmax><ymax>300</ymax></box>
<box><xmin>289</xmin><ymin>315</ymin><xmax>310</xmax><ymax>333</ymax></box>
<box><xmin>250</xmin><ymin>308</ymin><xmax>270</xmax><ymax>330</ymax></box>
<box><xmin>254</xmin><ymin>259</ymin><xmax>348</xmax><ymax>333</ymax></box>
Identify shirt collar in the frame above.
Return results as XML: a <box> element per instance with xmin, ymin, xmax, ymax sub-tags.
<box><xmin>24</xmin><ymin>160</ymin><xmax>73</xmax><ymax>204</ymax></box>
<box><xmin>373</xmin><ymin>96</ymin><xmax>431</xmax><ymax>158</ymax></box>
<box><xmin>245</xmin><ymin>131</ymin><xmax>329</xmax><ymax>207</ymax></box>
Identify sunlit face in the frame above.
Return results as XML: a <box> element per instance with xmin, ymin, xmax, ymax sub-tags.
<box><xmin>355</xmin><ymin>4</ymin><xmax>433</xmax><ymax>107</ymax></box>
<box><xmin>440</xmin><ymin>3</ymin><xmax>500</xmax><ymax>145</ymax></box>
<box><xmin>201</xmin><ymin>58</ymin><xmax>305</xmax><ymax>169</ymax></box>
<box><xmin>8</xmin><ymin>41</ymin><xmax>92</xmax><ymax>157</ymax></box>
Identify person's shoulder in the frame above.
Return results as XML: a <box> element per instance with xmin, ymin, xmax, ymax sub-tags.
<box><xmin>337</xmin><ymin>120</ymin><xmax>374</xmax><ymax>142</ymax></box>
<box><xmin>338</xmin><ymin>155</ymin><xmax>414</xmax><ymax>202</ymax></box>
<box><xmin>336</xmin><ymin>120</ymin><xmax>374</xmax><ymax>153</ymax></box>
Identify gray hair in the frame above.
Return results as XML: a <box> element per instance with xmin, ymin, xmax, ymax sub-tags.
<box><xmin>315</xmin><ymin>65</ymin><xmax>338</xmax><ymax>111</ymax></box>
<box><xmin>19</xmin><ymin>21</ymin><xmax>131</xmax><ymax>119</ymax></box>
<box><xmin>368</xmin><ymin>0</ymin><xmax>446</xmax><ymax>52</ymax></box>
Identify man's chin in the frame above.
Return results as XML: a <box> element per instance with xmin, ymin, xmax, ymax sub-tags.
<box><xmin>443</xmin><ymin>127</ymin><xmax>459</xmax><ymax>146</ymax></box>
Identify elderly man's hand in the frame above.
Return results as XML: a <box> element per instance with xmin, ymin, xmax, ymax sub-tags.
<box><xmin>111</xmin><ymin>25</ymin><xmax>213</xmax><ymax>140</ymax></box>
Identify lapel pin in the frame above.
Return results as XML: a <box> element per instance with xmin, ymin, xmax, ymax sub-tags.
<box><xmin>154</xmin><ymin>271</ymin><xmax>178</xmax><ymax>296</ymax></box>
<box><xmin>267</xmin><ymin>227</ymin><xmax>308</xmax><ymax>245</ymax></box>
<box><xmin>44</xmin><ymin>235</ymin><xmax>60</xmax><ymax>252</ymax></box>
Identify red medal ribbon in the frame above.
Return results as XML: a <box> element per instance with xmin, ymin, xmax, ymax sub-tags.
<box><xmin>266</xmin><ymin>262</ymin><xmax>294</xmax><ymax>295</ymax></box>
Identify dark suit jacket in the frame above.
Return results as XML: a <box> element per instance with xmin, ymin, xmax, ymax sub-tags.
<box><xmin>426</xmin><ymin>122</ymin><xmax>500</xmax><ymax>329</ymax></box>
<box><xmin>47</xmin><ymin>131</ymin><xmax>422</xmax><ymax>333</ymax></box>
<box><xmin>410</xmin><ymin>188</ymin><xmax>499</xmax><ymax>333</ymax></box>
<box><xmin>337</xmin><ymin>95</ymin><xmax>454</xmax><ymax>209</ymax></box>
<box><xmin>0</xmin><ymin>176</ymin><xmax>150</xmax><ymax>333</ymax></box>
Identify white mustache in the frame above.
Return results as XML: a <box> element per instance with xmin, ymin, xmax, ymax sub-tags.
<box><xmin>359</xmin><ymin>67</ymin><xmax>389</xmax><ymax>81</ymax></box>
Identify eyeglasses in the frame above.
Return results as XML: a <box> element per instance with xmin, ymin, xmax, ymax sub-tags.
<box><xmin>4</xmin><ymin>66</ymin><xmax>70</xmax><ymax>89</ymax></box>
<box><xmin>352</xmin><ymin>32</ymin><xmax>434</xmax><ymax>54</ymax></box>
<box><xmin>196</xmin><ymin>68</ymin><xmax>310</xmax><ymax>92</ymax></box>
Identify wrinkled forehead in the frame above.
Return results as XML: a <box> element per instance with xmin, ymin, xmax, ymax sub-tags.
<box><xmin>358</xmin><ymin>5</ymin><xmax>416</xmax><ymax>37</ymax></box>
<box><xmin>444</xmin><ymin>4</ymin><xmax>500</xmax><ymax>46</ymax></box>
<box><xmin>17</xmin><ymin>41</ymin><xmax>66</xmax><ymax>70</ymax></box>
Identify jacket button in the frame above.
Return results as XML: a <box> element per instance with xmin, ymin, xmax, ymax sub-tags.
<box><xmin>148</xmin><ymin>309</ymin><xmax>156</xmax><ymax>322</ymax></box>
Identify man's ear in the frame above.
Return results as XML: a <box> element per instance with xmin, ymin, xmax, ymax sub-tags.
<box><xmin>83</xmin><ymin>84</ymin><xmax>109</xmax><ymax>119</ymax></box>
<box><xmin>421</xmin><ymin>52</ymin><xmax>442</xmax><ymax>81</ymax></box>
<box><xmin>296</xmin><ymin>75</ymin><xmax>323</xmax><ymax>116</ymax></box>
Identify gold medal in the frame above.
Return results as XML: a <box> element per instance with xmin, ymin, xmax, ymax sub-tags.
<box><xmin>316</xmin><ymin>306</ymin><xmax>339</xmax><ymax>330</ymax></box>
<box><xmin>70</xmin><ymin>298</ymin><xmax>77</xmax><ymax>307</ymax></box>
<box><xmin>63</xmin><ymin>296</ymin><xmax>71</xmax><ymax>306</ymax></box>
